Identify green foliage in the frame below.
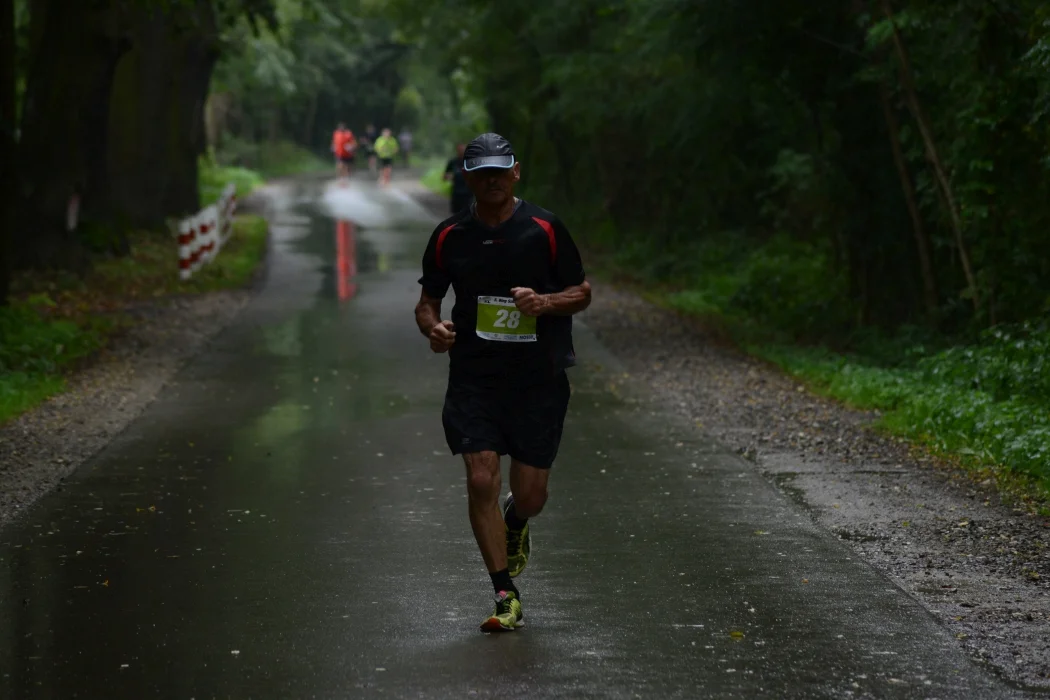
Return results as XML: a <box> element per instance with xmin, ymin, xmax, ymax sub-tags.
<box><xmin>381</xmin><ymin>0</ymin><xmax>1050</xmax><ymax>335</ymax></box>
<box><xmin>91</xmin><ymin>216</ymin><xmax>269</xmax><ymax>296</ymax></box>
<box><xmin>917</xmin><ymin>321</ymin><xmax>1050</xmax><ymax>405</ymax></box>
<box><xmin>603</xmin><ymin>232</ymin><xmax>852</xmax><ymax>339</ymax></box>
<box><xmin>0</xmin><ymin>372</ymin><xmax>66</xmax><ymax>426</ymax></box>
<box><xmin>193</xmin><ymin>215</ymin><xmax>270</xmax><ymax>291</ymax></box>
<box><xmin>212</xmin><ymin>136</ymin><xmax>327</xmax><ymax>178</ymax></box>
<box><xmin>0</xmin><ymin>213</ymin><xmax>268</xmax><ymax>425</ymax></box>
<box><xmin>0</xmin><ymin>297</ymin><xmax>108</xmax><ymax>425</ymax></box>
<box><xmin>759</xmin><ymin>320</ymin><xmax>1050</xmax><ymax>490</ymax></box>
<box><xmin>210</xmin><ymin>0</ymin><xmax>411</xmax><ymax>154</ymax></box>
<box><xmin>420</xmin><ymin>158</ymin><xmax>451</xmax><ymax>197</ymax></box>
<box><xmin>199</xmin><ymin>157</ymin><xmax>264</xmax><ymax>203</ymax></box>
<box><xmin>0</xmin><ymin>297</ymin><xmax>103</xmax><ymax>375</ymax></box>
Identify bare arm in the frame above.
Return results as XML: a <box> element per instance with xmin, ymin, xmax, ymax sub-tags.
<box><xmin>415</xmin><ymin>290</ymin><xmax>456</xmax><ymax>352</ymax></box>
<box><xmin>415</xmin><ymin>291</ymin><xmax>442</xmax><ymax>336</ymax></box>
<box><xmin>511</xmin><ymin>280</ymin><xmax>592</xmax><ymax>317</ymax></box>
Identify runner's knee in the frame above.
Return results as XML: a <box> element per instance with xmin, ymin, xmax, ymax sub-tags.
<box><xmin>464</xmin><ymin>453</ymin><xmax>500</xmax><ymax>499</ymax></box>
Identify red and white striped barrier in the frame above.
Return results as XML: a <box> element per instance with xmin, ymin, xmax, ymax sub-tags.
<box><xmin>178</xmin><ymin>183</ymin><xmax>238</xmax><ymax>281</ymax></box>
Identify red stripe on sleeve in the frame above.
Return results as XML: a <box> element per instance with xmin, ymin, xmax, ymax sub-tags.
<box><xmin>531</xmin><ymin>217</ymin><xmax>556</xmax><ymax>263</ymax></box>
<box><xmin>435</xmin><ymin>223</ymin><xmax>456</xmax><ymax>270</ymax></box>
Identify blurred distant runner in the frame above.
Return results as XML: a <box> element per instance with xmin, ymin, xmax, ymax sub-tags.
<box><xmin>331</xmin><ymin>123</ymin><xmax>357</xmax><ymax>180</ymax></box>
<box><xmin>362</xmin><ymin>124</ymin><xmax>378</xmax><ymax>174</ymax></box>
<box><xmin>444</xmin><ymin>143</ymin><xmax>472</xmax><ymax>215</ymax></box>
<box><xmin>415</xmin><ymin>133</ymin><xmax>592</xmax><ymax>632</ymax></box>
<box><xmin>398</xmin><ymin>128</ymin><xmax>413</xmax><ymax>168</ymax></box>
<box><xmin>374</xmin><ymin>128</ymin><xmax>399</xmax><ymax>187</ymax></box>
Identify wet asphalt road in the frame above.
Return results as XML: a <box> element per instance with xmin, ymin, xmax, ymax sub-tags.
<box><xmin>0</xmin><ymin>179</ymin><xmax>1032</xmax><ymax>699</ymax></box>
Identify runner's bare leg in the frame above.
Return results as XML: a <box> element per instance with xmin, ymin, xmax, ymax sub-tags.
<box><xmin>509</xmin><ymin>459</ymin><xmax>550</xmax><ymax>518</ymax></box>
<box><xmin>463</xmin><ymin>451</ymin><xmax>507</xmax><ymax>572</ymax></box>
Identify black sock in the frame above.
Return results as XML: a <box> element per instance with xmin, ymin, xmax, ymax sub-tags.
<box><xmin>489</xmin><ymin>568</ymin><xmax>518</xmax><ymax>597</ymax></box>
<box><xmin>504</xmin><ymin>502</ymin><xmax>528</xmax><ymax>530</ymax></box>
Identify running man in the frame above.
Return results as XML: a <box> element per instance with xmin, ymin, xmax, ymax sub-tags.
<box><xmin>374</xmin><ymin>128</ymin><xmax>399</xmax><ymax>187</ymax></box>
<box><xmin>361</xmin><ymin>124</ymin><xmax>378</xmax><ymax>174</ymax></box>
<box><xmin>443</xmin><ymin>143</ymin><xmax>472</xmax><ymax>215</ymax></box>
<box><xmin>331</xmin><ymin>123</ymin><xmax>357</xmax><ymax>179</ymax></box>
<box><xmin>398</xmin><ymin>127</ymin><xmax>413</xmax><ymax>168</ymax></box>
<box><xmin>415</xmin><ymin>133</ymin><xmax>591</xmax><ymax>632</ymax></box>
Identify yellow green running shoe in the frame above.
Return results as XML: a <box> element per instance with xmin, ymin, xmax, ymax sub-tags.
<box><xmin>480</xmin><ymin>590</ymin><xmax>524</xmax><ymax>632</ymax></box>
<box><xmin>504</xmin><ymin>493</ymin><xmax>531</xmax><ymax>578</ymax></box>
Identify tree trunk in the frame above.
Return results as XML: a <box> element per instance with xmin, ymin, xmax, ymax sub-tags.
<box><xmin>205</xmin><ymin>92</ymin><xmax>230</xmax><ymax>153</ymax></box>
<box><xmin>107</xmin><ymin>1</ymin><xmax>218</xmax><ymax>225</ymax></box>
<box><xmin>15</xmin><ymin>0</ymin><xmax>128</xmax><ymax>269</ymax></box>
<box><xmin>161</xmin><ymin>21</ymin><xmax>219</xmax><ymax>214</ymax></box>
<box><xmin>881</xmin><ymin>0</ymin><xmax>979</xmax><ymax>313</ymax></box>
<box><xmin>107</xmin><ymin>8</ymin><xmax>173</xmax><ymax>229</ymax></box>
<box><xmin>878</xmin><ymin>82</ymin><xmax>938</xmax><ymax>317</ymax></box>
<box><xmin>0</xmin><ymin>0</ymin><xmax>14</xmax><ymax>302</ymax></box>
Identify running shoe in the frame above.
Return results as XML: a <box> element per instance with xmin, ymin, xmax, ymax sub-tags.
<box><xmin>504</xmin><ymin>493</ymin><xmax>531</xmax><ymax>578</ymax></box>
<box><xmin>480</xmin><ymin>590</ymin><xmax>524</xmax><ymax>632</ymax></box>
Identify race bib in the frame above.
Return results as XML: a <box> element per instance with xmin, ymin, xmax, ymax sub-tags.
<box><xmin>476</xmin><ymin>296</ymin><xmax>537</xmax><ymax>342</ymax></box>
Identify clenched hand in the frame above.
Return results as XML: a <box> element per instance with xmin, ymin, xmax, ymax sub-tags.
<box><xmin>429</xmin><ymin>320</ymin><xmax>456</xmax><ymax>353</ymax></box>
<box><xmin>510</xmin><ymin>287</ymin><xmax>549</xmax><ymax>317</ymax></box>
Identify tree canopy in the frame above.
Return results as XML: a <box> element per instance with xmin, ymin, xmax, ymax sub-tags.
<box><xmin>3</xmin><ymin>0</ymin><xmax>1049</xmax><ymax>340</ymax></box>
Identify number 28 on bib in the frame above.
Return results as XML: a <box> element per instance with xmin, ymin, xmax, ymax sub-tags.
<box><xmin>475</xmin><ymin>296</ymin><xmax>537</xmax><ymax>343</ymax></box>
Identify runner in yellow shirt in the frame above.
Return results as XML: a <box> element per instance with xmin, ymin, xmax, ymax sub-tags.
<box><xmin>374</xmin><ymin>128</ymin><xmax>399</xmax><ymax>188</ymax></box>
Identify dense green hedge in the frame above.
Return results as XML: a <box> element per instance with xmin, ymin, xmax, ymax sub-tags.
<box><xmin>391</xmin><ymin>0</ymin><xmax>1050</xmax><ymax>337</ymax></box>
<box><xmin>760</xmin><ymin>322</ymin><xmax>1050</xmax><ymax>491</ymax></box>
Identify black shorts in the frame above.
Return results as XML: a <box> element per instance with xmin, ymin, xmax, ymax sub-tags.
<box><xmin>442</xmin><ymin>372</ymin><xmax>571</xmax><ymax>469</ymax></box>
<box><xmin>338</xmin><ymin>155</ymin><xmax>355</xmax><ymax>164</ymax></box>
<box><xmin>380</xmin><ymin>157</ymin><xmax>394</xmax><ymax>167</ymax></box>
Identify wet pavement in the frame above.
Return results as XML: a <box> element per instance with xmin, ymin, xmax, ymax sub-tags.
<box><xmin>0</xmin><ymin>178</ymin><xmax>1033</xmax><ymax>699</ymax></box>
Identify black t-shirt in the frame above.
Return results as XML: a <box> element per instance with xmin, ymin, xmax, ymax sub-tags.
<box><xmin>419</xmin><ymin>200</ymin><xmax>586</xmax><ymax>384</ymax></box>
<box><xmin>444</xmin><ymin>158</ymin><xmax>469</xmax><ymax>197</ymax></box>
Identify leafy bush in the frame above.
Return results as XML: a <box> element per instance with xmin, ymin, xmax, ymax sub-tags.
<box><xmin>760</xmin><ymin>319</ymin><xmax>1050</xmax><ymax>491</ymax></box>
<box><xmin>607</xmin><ymin>231</ymin><xmax>852</xmax><ymax>338</ymax></box>
<box><xmin>918</xmin><ymin>321</ymin><xmax>1050</xmax><ymax>404</ymax></box>
<box><xmin>199</xmin><ymin>158</ymin><xmax>264</xmax><ymax>204</ymax></box>
<box><xmin>729</xmin><ymin>236</ymin><xmax>851</xmax><ymax>337</ymax></box>
<box><xmin>213</xmin><ymin>136</ymin><xmax>327</xmax><ymax>179</ymax></box>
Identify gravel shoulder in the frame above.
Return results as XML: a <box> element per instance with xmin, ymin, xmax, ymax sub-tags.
<box><xmin>0</xmin><ymin>292</ymin><xmax>255</xmax><ymax>528</ymax></box>
<box><xmin>0</xmin><ymin>189</ymin><xmax>277</xmax><ymax>529</ymax></box>
<box><xmin>582</xmin><ymin>284</ymin><xmax>1050</xmax><ymax>690</ymax></box>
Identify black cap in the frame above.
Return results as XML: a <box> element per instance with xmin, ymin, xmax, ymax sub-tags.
<box><xmin>463</xmin><ymin>133</ymin><xmax>516</xmax><ymax>171</ymax></box>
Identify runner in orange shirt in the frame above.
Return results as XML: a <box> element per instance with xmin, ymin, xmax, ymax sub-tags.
<box><xmin>331</xmin><ymin>123</ymin><xmax>357</xmax><ymax>180</ymax></box>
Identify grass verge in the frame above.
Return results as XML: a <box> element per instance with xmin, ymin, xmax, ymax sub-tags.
<box><xmin>421</xmin><ymin>157</ymin><xmax>452</xmax><ymax>198</ymax></box>
<box><xmin>585</xmin><ymin>233</ymin><xmax>1050</xmax><ymax>508</ymax></box>
<box><xmin>753</xmin><ymin>334</ymin><xmax>1050</xmax><ymax>510</ymax></box>
<box><xmin>1</xmin><ymin>216</ymin><xmax>269</xmax><ymax>426</ymax></box>
<box><xmin>0</xmin><ymin>297</ymin><xmax>111</xmax><ymax>424</ymax></box>
<box><xmin>211</xmin><ymin>138</ymin><xmax>329</xmax><ymax>181</ymax></box>
<box><xmin>199</xmin><ymin>160</ymin><xmax>265</xmax><ymax>203</ymax></box>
